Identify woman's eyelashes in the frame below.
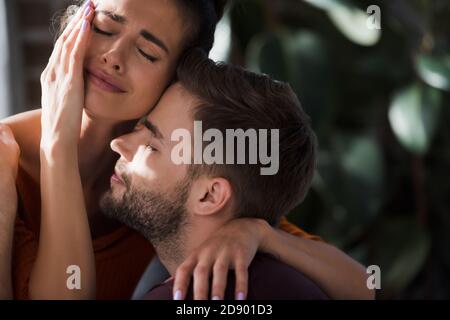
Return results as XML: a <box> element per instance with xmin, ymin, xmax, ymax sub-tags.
<box><xmin>93</xmin><ymin>25</ymin><xmax>113</xmax><ymax>36</ymax></box>
<box><xmin>138</xmin><ymin>48</ymin><xmax>158</xmax><ymax>63</ymax></box>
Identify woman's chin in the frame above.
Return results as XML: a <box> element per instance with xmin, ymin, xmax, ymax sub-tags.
<box><xmin>84</xmin><ymin>94</ymin><xmax>123</xmax><ymax>121</ymax></box>
<box><xmin>84</xmin><ymin>93</ymin><xmax>144</xmax><ymax>122</ymax></box>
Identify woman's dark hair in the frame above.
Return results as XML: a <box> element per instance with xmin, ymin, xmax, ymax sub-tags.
<box><xmin>175</xmin><ymin>0</ymin><xmax>228</xmax><ymax>53</ymax></box>
<box><xmin>55</xmin><ymin>0</ymin><xmax>228</xmax><ymax>54</ymax></box>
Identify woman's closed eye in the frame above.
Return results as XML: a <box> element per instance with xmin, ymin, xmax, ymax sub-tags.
<box><xmin>93</xmin><ymin>25</ymin><xmax>113</xmax><ymax>36</ymax></box>
<box><xmin>92</xmin><ymin>23</ymin><xmax>159</xmax><ymax>63</ymax></box>
<box><xmin>138</xmin><ymin>48</ymin><xmax>158</xmax><ymax>63</ymax></box>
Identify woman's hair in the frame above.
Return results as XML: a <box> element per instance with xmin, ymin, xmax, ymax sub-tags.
<box><xmin>174</xmin><ymin>0</ymin><xmax>228</xmax><ymax>53</ymax></box>
<box><xmin>54</xmin><ymin>0</ymin><xmax>228</xmax><ymax>54</ymax></box>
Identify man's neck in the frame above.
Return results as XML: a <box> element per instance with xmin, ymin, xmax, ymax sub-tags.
<box><xmin>155</xmin><ymin>216</ymin><xmax>230</xmax><ymax>276</ymax></box>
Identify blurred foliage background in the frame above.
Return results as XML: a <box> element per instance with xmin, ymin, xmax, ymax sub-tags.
<box><xmin>218</xmin><ymin>0</ymin><xmax>450</xmax><ymax>299</ymax></box>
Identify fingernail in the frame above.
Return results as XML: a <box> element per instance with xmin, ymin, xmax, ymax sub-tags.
<box><xmin>82</xmin><ymin>20</ymin><xmax>89</xmax><ymax>32</ymax></box>
<box><xmin>174</xmin><ymin>290</ymin><xmax>183</xmax><ymax>300</ymax></box>
<box><xmin>212</xmin><ymin>296</ymin><xmax>221</xmax><ymax>300</ymax></box>
<box><xmin>236</xmin><ymin>292</ymin><xmax>245</xmax><ymax>300</ymax></box>
<box><xmin>83</xmin><ymin>0</ymin><xmax>91</xmax><ymax>9</ymax></box>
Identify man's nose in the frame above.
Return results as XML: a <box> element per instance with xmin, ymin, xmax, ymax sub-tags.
<box><xmin>110</xmin><ymin>134</ymin><xmax>135</xmax><ymax>162</ymax></box>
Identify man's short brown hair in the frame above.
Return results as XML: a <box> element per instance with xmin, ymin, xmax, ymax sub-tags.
<box><xmin>177</xmin><ymin>49</ymin><xmax>317</xmax><ymax>226</ymax></box>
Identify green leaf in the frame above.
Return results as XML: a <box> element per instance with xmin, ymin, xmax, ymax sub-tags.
<box><xmin>304</xmin><ymin>0</ymin><xmax>350</xmax><ymax>11</ymax></box>
<box><xmin>246</xmin><ymin>32</ymin><xmax>289</xmax><ymax>81</ymax></box>
<box><xmin>305</xmin><ymin>0</ymin><xmax>381</xmax><ymax>46</ymax></box>
<box><xmin>388</xmin><ymin>84</ymin><xmax>442</xmax><ymax>155</ymax></box>
<box><xmin>340</xmin><ymin>136</ymin><xmax>383</xmax><ymax>187</ymax></box>
<box><xmin>416</xmin><ymin>54</ymin><xmax>450</xmax><ymax>91</ymax></box>
<box><xmin>284</xmin><ymin>32</ymin><xmax>334</xmax><ymax>133</ymax></box>
<box><xmin>371</xmin><ymin>217</ymin><xmax>430</xmax><ymax>296</ymax></box>
<box><xmin>246</xmin><ymin>31</ymin><xmax>334</xmax><ymax>134</ymax></box>
<box><xmin>316</xmin><ymin>135</ymin><xmax>384</xmax><ymax>245</ymax></box>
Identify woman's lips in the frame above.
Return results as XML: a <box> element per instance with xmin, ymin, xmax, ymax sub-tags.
<box><xmin>86</xmin><ymin>69</ymin><xmax>126</xmax><ymax>94</ymax></box>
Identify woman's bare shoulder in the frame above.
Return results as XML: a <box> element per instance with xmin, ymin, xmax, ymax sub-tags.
<box><xmin>1</xmin><ymin>109</ymin><xmax>42</xmax><ymax>168</ymax></box>
<box><xmin>1</xmin><ymin>108</ymin><xmax>42</xmax><ymax>127</ymax></box>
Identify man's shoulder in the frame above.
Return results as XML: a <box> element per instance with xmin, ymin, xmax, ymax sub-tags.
<box><xmin>246</xmin><ymin>253</ymin><xmax>328</xmax><ymax>300</ymax></box>
<box><xmin>144</xmin><ymin>253</ymin><xmax>329</xmax><ymax>300</ymax></box>
<box><xmin>143</xmin><ymin>278</ymin><xmax>174</xmax><ymax>300</ymax></box>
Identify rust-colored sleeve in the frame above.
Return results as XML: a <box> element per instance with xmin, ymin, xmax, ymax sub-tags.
<box><xmin>278</xmin><ymin>216</ymin><xmax>322</xmax><ymax>242</ymax></box>
<box><xmin>12</xmin><ymin>217</ymin><xmax>38</xmax><ymax>300</ymax></box>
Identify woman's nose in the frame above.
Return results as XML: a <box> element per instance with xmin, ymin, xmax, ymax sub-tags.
<box><xmin>102</xmin><ymin>46</ymin><xmax>125</xmax><ymax>74</ymax></box>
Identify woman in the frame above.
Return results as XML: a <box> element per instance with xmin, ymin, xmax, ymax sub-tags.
<box><xmin>0</xmin><ymin>0</ymin><xmax>373</xmax><ymax>300</ymax></box>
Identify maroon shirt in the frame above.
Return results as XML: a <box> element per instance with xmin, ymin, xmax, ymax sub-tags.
<box><xmin>144</xmin><ymin>253</ymin><xmax>329</xmax><ymax>300</ymax></box>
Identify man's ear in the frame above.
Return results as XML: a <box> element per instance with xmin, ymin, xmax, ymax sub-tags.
<box><xmin>189</xmin><ymin>177</ymin><xmax>233</xmax><ymax>217</ymax></box>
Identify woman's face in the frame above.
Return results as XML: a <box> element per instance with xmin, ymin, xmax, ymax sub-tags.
<box><xmin>83</xmin><ymin>0</ymin><xmax>187</xmax><ymax>121</ymax></box>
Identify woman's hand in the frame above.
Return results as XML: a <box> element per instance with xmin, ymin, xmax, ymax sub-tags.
<box><xmin>40</xmin><ymin>1</ymin><xmax>94</xmax><ymax>156</ymax></box>
<box><xmin>173</xmin><ymin>218</ymin><xmax>270</xmax><ymax>300</ymax></box>
<box><xmin>0</xmin><ymin>123</ymin><xmax>20</xmax><ymax>300</ymax></box>
<box><xmin>0</xmin><ymin>123</ymin><xmax>20</xmax><ymax>184</ymax></box>
<box><xmin>0</xmin><ymin>123</ymin><xmax>20</xmax><ymax>212</ymax></box>
<box><xmin>28</xmin><ymin>1</ymin><xmax>97</xmax><ymax>299</ymax></box>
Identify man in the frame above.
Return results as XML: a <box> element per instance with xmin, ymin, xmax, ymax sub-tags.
<box><xmin>100</xmin><ymin>50</ymin><xmax>328</xmax><ymax>300</ymax></box>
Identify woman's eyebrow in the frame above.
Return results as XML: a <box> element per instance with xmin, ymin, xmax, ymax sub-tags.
<box><xmin>97</xmin><ymin>10</ymin><xmax>169</xmax><ymax>55</ymax></box>
<box><xmin>97</xmin><ymin>10</ymin><xmax>127</xmax><ymax>24</ymax></box>
<box><xmin>140</xmin><ymin>30</ymin><xmax>169</xmax><ymax>55</ymax></box>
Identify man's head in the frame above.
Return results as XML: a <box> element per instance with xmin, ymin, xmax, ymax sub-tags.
<box><xmin>100</xmin><ymin>50</ymin><xmax>317</xmax><ymax>253</ymax></box>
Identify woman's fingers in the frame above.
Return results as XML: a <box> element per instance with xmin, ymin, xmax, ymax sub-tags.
<box><xmin>210</xmin><ymin>255</ymin><xmax>230</xmax><ymax>300</ymax></box>
<box><xmin>65</xmin><ymin>6</ymin><xmax>94</xmax><ymax>75</ymax></box>
<box><xmin>234</xmin><ymin>259</ymin><xmax>249</xmax><ymax>300</ymax></box>
<box><xmin>173</xmin><ymin>258</ymin><xmax>196</xmax><ymax>300</ymax></box>
<box><xmin>43</xmin><ymin>1</ymin><xmax>93</xmax><ymax>82</ymax></box>
<box><xmin>50</xmin><ymin>1</ymin><xmax>92</xmax><ymax>68</ymax></box>
<box><xmin>193</xmin><ymin>260</ymin><xmax>213</xmax><ymax>300</ymax></box>
<box><xmin>70</xmin><ymin>19</ymin><xmax>91</xmax><ymax>75</ymax></box>
<box><xmin>60</xmin><ymin>1</ymin><xmax>92</xmax><ymax>41</ymax></box>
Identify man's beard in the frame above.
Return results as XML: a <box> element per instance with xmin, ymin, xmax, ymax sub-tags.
<box><xmin>100</xmin><ymin>173</ymin><xmax>190</xmax><ymax>247</ymax></box>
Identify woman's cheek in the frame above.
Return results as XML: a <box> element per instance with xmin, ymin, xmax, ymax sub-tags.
<box><xmin>130</xmin><ymin>80</ymin><xmax>163</xmax><ymax>115</ymax></box>
<box><xmin>83</xmin><ymin>36</ymin><xmax>97</xmax><ymax>64</ymax></box>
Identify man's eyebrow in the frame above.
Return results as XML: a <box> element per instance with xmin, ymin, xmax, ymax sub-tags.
<box><xmin>140</xmin><ymin>30</ymin><xmax>169</xmax><ymax>55</ymax></box>
<box><xmin>97</xmin><ymin>10</ymin><xmax>127</xmax><ymax>24</ymax></box>
<box><xmin>142</xmin><ymin>119</ymin><xmax>165</xmax><ymax>141</ymax></box>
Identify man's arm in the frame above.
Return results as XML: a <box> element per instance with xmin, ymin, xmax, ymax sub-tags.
<box><xmin>263</xmin><ymin>222</ymin><xmax>375</xmax><ymax>300</ymax></box>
